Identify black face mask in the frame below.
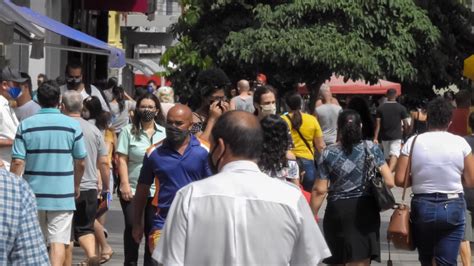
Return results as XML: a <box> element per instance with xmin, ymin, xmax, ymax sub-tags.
<box><xmin>208</xmin><ymin>144</ymin><xmax>225</xmax><ymax>174</ymax></box>
<box><xmin>139</xmin><ymin>110</ymin><xmax>156</xmax><ymax>122</ymax></box>
<box><xmin>166</xmin><ymin>125</ymin><xmax>189</xmax><ymax>148</ymax></box>
<box><xmin>66</xmin><ymin>77</ymin><xmax>82</xmax><ymax>90</ymax></box>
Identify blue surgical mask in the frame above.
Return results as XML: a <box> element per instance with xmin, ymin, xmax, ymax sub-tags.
<box><xmin>8</xmin><ymin>87</ymin><xmax>22</xmax><ymax>99</ymax></box>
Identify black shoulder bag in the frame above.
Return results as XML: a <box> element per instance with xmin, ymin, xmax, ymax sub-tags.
<box><xmin>363</xmin><ymin>141</ymin><xmax>395</xmax><ymax>212</ymax></box>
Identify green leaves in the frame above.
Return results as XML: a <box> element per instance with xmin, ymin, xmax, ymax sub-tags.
<box><xmin>161</xmin><ymin>0</ymin><xmax>448</xmax><ymax>100</ymax></box>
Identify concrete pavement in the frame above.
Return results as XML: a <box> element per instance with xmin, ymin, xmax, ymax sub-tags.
<box><xmin>71</xmin><ymin>187</ymin><xmax>472</xmax><ymax>265</ymax></box>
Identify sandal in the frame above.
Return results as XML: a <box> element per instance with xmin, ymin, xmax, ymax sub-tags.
<box><xmin>100</xmin><ymin>250</ymin><xmax>114</xmax><ymax>264</ymax></box>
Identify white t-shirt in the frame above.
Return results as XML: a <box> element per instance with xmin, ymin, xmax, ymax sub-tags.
<box><xmin>154</xmin><ymin>160</ymin><xmax>331</xmax><ymax>265</ymax></box>
<box><xmin>14</xmin><ymin>100</ymin><xmax>41</xmax><ymax>121</ymax></box>
<box><xmin>0</xmin><ymin>95</ymin><xmax>19</xmax><ymax>170</ymax></box>
<box><xmin>402</xmin><ymin>132</ymin><xmax>471</xmax><ymax>194</ymax></box>
<box><xmin>60</xmin><ymin>84</ymin><xmax>110</xmax><ymax>112</ymax></box>
<box><xmin>110</xmin><ymin>100</ymin><xmax>135</xmax><ymax>133</ymax></box>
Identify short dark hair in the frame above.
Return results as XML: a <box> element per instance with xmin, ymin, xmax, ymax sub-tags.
<box><xmin>455</xmin><ymin>90</ymin><xmax>471</xmax><ymax>108</ymax></box>
<box><xmin>386</xmin><ymin>88</ymin><xmax>397</xmax><ymax>98</ymax></box>
<box><xmin>37</xmin><ymin>73</ymin><xmax>47</xmax><ymax>80</ymax></box>
<box><xmin>65</xmin><ymin>61</ymin><xmax>83</xmax><ymax>75</ymax></box>
<box><xmin>197</xmin><ymin>68</ymin><xmax>231</xmax><ymax>98</ymax></box>
<box><xmin>37</xmin><ymin>80</ymin><xmax>60</xmax><ymax>108</ymax></box>
<box><xmin>427</xmin><ymin>97</ymin><xmax>453</xmax><ymax>129</ymax></box>
<box><xmin>211</xmin><ymin>111</ymin><xmax>263</xmax><ymax>160</ymax></box>
<box><xmin>20</xmin><ymin>72</ymin><xmax>32</xmax><ymax>96</ymax></box>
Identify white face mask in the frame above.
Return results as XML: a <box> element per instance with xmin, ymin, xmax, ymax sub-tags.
<box><xmin>260</xmin><ymin>103</ymin><xmax>276</xmax><ymax>116</ymax></box>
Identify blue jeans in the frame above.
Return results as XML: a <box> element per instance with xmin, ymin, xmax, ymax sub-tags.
<box><xmin>411</xmin><ymin>193</ymin><xmax>466</xmax><ymax>266</ymax></box>
<box><xmin>298</xmin><ymin>158</ymin><xmax>316</xmax><ymax>192</ymax></box>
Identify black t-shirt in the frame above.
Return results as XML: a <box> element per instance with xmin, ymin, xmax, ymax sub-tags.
<box><xmin>376</xmin><ymin>102</ymin><xmax>408</xmax><ymax>141</ymax></box>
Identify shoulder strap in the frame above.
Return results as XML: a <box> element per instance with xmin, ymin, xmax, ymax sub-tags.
<box><xmin>286</xmin><ymin>114</ymin><xmax>314</xmax><ymax>155</ymax></box>
<box><xmin>402</xmin><ymin>135</ymin><xmax>419</xmax><ymax>202</ymax></box>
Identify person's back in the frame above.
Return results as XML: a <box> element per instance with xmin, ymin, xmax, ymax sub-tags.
<box><xmin>75</xmin><ymin>117</ymin><xmax>106</xmax><ymax>190</ymax></box>
<box><xmin>13</xmin><ymin>108</ymin><xmax>85</xmax><ymax>210</ymax></box>
<box><xmin>376</xmin><ymin>101</ymin><xmax>407</xmax><ymax>140</ymax></box>
<box><xmin>0</xmin><ymin>169</ymin><xmax>50</xmax><ymax>265</ymax></box>
<box><xmin>232</xmin><ymin>95</ymin><xmax>255</xmax><ymax>113</ymax></box>
<box><xmin>316</xmin><ymin>103</ymin><xmax>342</xmax><ymax>145</ymax></box>
<box><xmin>283</xmin><ymin>112</ymin><xmax>322</xmax><ymax>159</ymax></box>
<box><xmin>160</xmin><ymin>165</ymin><xmax>329</xmax><ymax>265</ymax></box>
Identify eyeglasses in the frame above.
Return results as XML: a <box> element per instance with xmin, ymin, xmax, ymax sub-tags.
<box><xmin>138</xmin><ymin>105</ymin><xmax>156</xmax><ymax>110</ymax></box>
<box><xmin>209</xmin><ymin>96</ymin><xmax>227</xmax><ymax>102</ymax></box>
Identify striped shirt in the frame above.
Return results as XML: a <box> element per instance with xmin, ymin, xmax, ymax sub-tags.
<box><xmin>12</xmin><ymin>108</ymin><xmax>87</xmax><ymax>211</ymax></box>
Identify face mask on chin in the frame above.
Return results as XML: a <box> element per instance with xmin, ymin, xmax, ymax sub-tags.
<box><xmin>165</xmin><ymin>125</ymin><xmax>189</xmax><ymax>148</ymax></box>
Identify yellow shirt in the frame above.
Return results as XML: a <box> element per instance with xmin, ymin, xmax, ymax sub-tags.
<box><xmin>282</xmin><ymin>113</ymin><xmax>323</xmax><ymax>160</ymax></box>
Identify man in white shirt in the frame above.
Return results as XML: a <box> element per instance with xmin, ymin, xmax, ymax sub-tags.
<box><xmin>60</xmin><ymin>61</ymin><xmax>110</xmax><ymax>112</ymax></box>
<box><xmin>0</xmin><ymin>66</ymin><xmax>21</xmax><ymax>170</ymax></box>
<box><xmin>153</xmin><ymin>111</ymin><xmax>330</xmax><ymax>265</ymax></box>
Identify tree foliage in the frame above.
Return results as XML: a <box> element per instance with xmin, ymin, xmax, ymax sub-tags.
<box><xmin>162</xmin><ymin>0</ymin><xmax>440</xmax><ymax>102</ymax></box>
<box><xmin>400</xmin><ymin>0</ymin><xmax>474</xmax><ymax>97</ymax></box>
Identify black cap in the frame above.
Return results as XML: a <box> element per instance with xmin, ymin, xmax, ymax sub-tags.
<box><xmin>1</xmin><ymin>66</ymin><xmax>27</xmax><ymax>83</ymax></box>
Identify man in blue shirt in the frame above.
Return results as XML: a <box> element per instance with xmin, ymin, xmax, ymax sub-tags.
<box><xmin>132</xmin><ymin>104</ymin><xmax>212</xmax><ymax>254</ymax></box>
<box><xmin>10</xmin><ymin>80</ymin><xmax>86</xmax><ymax>266</ymax></box>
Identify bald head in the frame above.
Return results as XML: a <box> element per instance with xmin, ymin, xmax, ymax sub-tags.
<box><xmin>211</xmin><ymin>111</ymin><xmax>263</xmax><ymax>160</ymax></box>
<box><xmin>167</xmin><ymin>104</ymin><xmax>193</xmax><ymax>130</ymax></box>
<box><xmin>237</xmin><ymin>80</ymin><xmax>250</xmax><ymax>93</ymax></box>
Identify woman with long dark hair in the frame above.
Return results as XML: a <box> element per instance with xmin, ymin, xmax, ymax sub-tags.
<box><xmin>259</xmin><ymin>115</ymin><xmax>299</xmax><ymax>185</ymax></box>
<box><xmin>81</xmin><ymin>96</ymin><xmax>115</xmax><ymax>263</ymax></box>
<box><xmin>116</xmin><ymin>93</ymin><xmax>166</xmax><ymax>265</ymax></box>
<box><xmin>102</xmin><ymin>77</ymin><xmax>135</xmax><ymax>134</ymax></box>
<box><xmin>191</xmin><ymin>68</ymin><xmax>230</xmax><ymax>141</ymax></box>
<box><xmin>282</xmin><ymin>92</ymin><xmax>325</xmax><ymax>191</ymax></box>
<box><xmin>311</xmin><ymin>109</ymin><xmax>393</xmax><ymax>265</ymax></box>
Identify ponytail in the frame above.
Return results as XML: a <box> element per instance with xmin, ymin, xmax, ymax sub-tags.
<box><xmin>285</xmin><ymin>92</ymin><xmax>303</xmax><ymax>129</ymax></box>
<box><xmin>337</xmin><ymin>110</ymin><xmax>362</xmax><ymax>154</ymax></box>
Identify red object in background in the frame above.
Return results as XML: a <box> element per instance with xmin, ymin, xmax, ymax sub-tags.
<box><xmin>326</xmin><ymin>74</ymin><xmax>401</xmax><ymax>95</ymax></box>
<box><xmin>84</xmin><ymin>0</ymin><xmax>148</xmax><ymax>12</ymax></box>
<box><xmin>134</xmin><ymin>74</ymin><xmax>171</xmax><ymax>87</ymax></box>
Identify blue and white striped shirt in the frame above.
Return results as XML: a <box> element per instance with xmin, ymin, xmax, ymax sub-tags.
<box><xmin>12</xmin><ymin>108</ymin><xmax>87</xmax><ymax>210</ymax></box>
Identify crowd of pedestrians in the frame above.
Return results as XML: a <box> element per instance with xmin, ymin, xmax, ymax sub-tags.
<box><xmin>1</xmin><ymin>62</ymin><xmax>474</xmax><ymax>266</ymax></box>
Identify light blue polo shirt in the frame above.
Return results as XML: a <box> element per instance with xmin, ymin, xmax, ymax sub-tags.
<box><xmin>12</xmin><ymin>108</ymin><xmax>87</xmax><ymax>211</ymax></box>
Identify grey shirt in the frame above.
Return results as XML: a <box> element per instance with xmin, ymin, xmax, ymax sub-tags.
<box><xmin>232</xmin><ymin>95</ymin><xmax>255</xmax><ymax>113</ymax></box>
<box><xmin>110</xmin><ymin>100</ymin><xmax>135</xmax><ymax>133</ymax></box>
<box><xmin>74</xmin><ymin>117</ymin><xmax>108</xmax><ymax>191</ymax></box>
<box><xmin>14</xmin><ymin>100</ymin><xmax>41</xmax><ymax>121</ymax></box>
<box><xmin>315</xmin><ymin>104</ymin><xmax>342</xmax><ymax>145</ymax></box>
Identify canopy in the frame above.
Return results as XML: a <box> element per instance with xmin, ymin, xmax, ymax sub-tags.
<box><xmin>1</xmin><ymin>0</ymin><xmax>125</xmax><ymax>68</ymax></box>
<box><xmin>325</xmin><ymin>75</ymin><xmax>401</xmax><ymax>95</ymax></box>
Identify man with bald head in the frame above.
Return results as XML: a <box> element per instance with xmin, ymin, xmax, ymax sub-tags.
<box><xmin>230</xmin><ymin>79</ymin><xmax>255</xmax><ymax>113</ymax></box>
<box><xmin>153</xmin><ymin>111</ymin><xmax>330</xmax><ymax>265</ymax></box>
<box><xmin>132</xmin><ymin>104</ymin><xmax>212</xmax><ymax>257</ymax></box>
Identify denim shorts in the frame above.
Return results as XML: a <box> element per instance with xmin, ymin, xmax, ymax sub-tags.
<box><xmin>297</xmin><ymin>158</ymin><xmax>316</xmax><ymax>192</ymax></box>
<box><xmin>411</xmin><ymin>193</ymin><xmax>466</xmax><ymax>266</ymax></box>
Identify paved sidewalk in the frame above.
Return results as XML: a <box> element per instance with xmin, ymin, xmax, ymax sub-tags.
<box><xmin>72</xmin><ymin>187</ymin><xmax>472</xmax><ymax>265</ymax></box>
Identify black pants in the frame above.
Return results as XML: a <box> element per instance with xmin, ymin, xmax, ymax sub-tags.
<box><xmin>120</xmin><ymin>197</ymin><xmax>158</xmax><ymax>266</ymax></box>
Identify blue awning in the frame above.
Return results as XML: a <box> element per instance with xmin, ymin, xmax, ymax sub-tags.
<box><xmin>2</xmin><ymin>0</ymin><xmax>125</xmax><ymax>68</ymax></box>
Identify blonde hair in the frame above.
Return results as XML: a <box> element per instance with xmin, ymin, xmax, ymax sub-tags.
<box><xmin>156</xmin><ymin>86</ymin><xmax>175</xmax><ymax>103</ymax></box>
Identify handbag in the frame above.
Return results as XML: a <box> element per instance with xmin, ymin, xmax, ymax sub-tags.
<box><xmin>363</xmin><ymin>141</ymin><xmax>395</xmax><ymax>212</ymax></box>
<box><xmin>387</xmin><ymin>135</ymin><xmax>418</xmax><ymax>252</ymax></box>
